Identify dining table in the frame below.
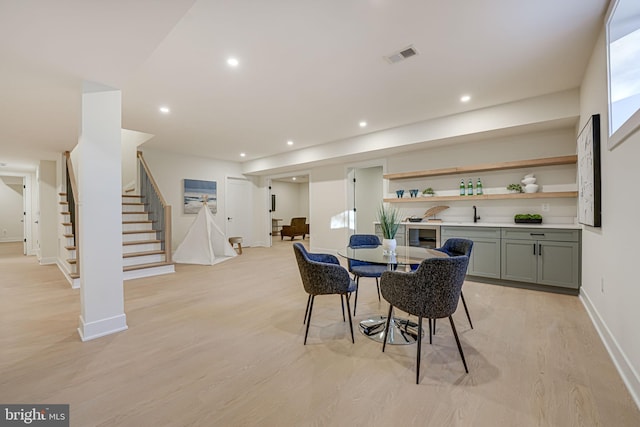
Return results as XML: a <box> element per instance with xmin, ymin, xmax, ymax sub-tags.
<box><xmin>337</xmin><ymin>244</ymin><xmax>448</xmax><ymax>345</ymax></box>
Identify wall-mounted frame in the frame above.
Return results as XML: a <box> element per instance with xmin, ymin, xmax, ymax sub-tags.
<box><xmin>577</xmin><ymin>114</ymin><xmax>601</xmax><ymax>227</ymax></box>
<box><xmin>183</xmin><ymin>179</ymin><xmax>217</xmax><ymax>214</ymax></box>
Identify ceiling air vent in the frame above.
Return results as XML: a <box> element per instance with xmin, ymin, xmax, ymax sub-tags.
<box><xmin>384</xmin><ymin>45</ymin><xmax>418</xmax><ymax>64</ymax></box>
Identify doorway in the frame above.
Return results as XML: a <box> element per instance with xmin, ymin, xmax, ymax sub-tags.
<box><xmin>269</xmin><ymin>174</ymin><xmax>310</xmax><ymax>246</ymax></box>
<box><xmin>0</xmin><ymin>175</ymin><xmax>27</xmax><ymax>254</ymax></box>
<box><xmin>349</xmin><ymin>166</ymin><xmax>383</xmax><ymax>235</ymax></box>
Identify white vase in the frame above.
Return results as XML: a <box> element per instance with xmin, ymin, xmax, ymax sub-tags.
<box><xmin>382</xmin><ymin>238</ymin><xmax>397</xmax><ymax>254</ymax></box>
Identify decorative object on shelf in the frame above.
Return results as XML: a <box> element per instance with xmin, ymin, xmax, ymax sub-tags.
<box><xmin>406</xmin><ymin>216</ymin><xmax>423</xmax><ymax>222</ymax></box>
<box><xmin>467</xmin><ymin>179</ymin><xmax>473</xmax><ymax>196</ymax></box>
<box><xmin>521</xmin><ymin>174</ymin><xmax>539</xmax><ymax>193</ymax></box>
<box><xmin>507</xmin><ymin>183</ymin><xmax>523</xmax><ymax>193</ymax></box>
<box><xmin>577</xmin><ymin>114</ymin><xmax>601</xmax><ymax>227</ymax></box>
<box><xmin>514</xmin><ymin>214</ymin><xmax>543</xmax><ymax>224</ymax></box>
<box><xmin>422</xmin><ymin>187</ymin><xmax>435</xmax><ymax>197</ymax></box>
<box><xmin>422</xmin><ymin>205</ymin><xmax>449</xmax><ymax>222</ymax></box>
<box><xmin>459</xmin><ymin>180</ymin><xmax>465</xmax><ymax>196</ymax></box>
<box><xmin>395</xmin><ymin>189</ymin><xmax>405</xmax><ymax>198</ymax></box>
<box><xmin>409</xmin><ymin>189</ymin><xmax>419</xmax><ymax>197</ymax></box>
<box><xmin>377</xmin><ymin>203</ymin><xmax>401</xmax><ymax>254</ymax></box>
<box><xmin>476</xmin><ymin>178</ymin><xmax>483</xmax><ymax>195</ymax></box>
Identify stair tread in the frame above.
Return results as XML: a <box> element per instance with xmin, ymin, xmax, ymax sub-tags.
<box><xmin>122</xmin><ymin>202</ymin><xmax>147</xmax><ymax>206</ymax></box>
<box><xmin>122</xmin><ymin>194</ymin><xmax>143</xmax><ymax>198</ymax></box>
<box><xmin>67</xmin><ymin>259</ymin><xmax>77</xmax><ymax>264</ymax></box>
<box><xmin>123</xmin><ymin>220</ymin><xmax>154</xmax><ymax>224</ymax></box>
<box><xmin>63</xmin><ymin>234</ymin><xmax>74</xmax><ymax>238</ymax></box>
<box><xmin>123</xmin><ymin>250</ymin><xmax>165</xmax><ymax>258</ymax></box>
<box><xmin>60</xmin><ymin>211</ymin><xmax>71</xmax><ymax>215</ymax></box>
<box><xmin>123</xmin><ymin>239</ymin><xmax>161</xmax><ymax>246</ymax></box>
<box><xmin>123</xmin><ymin>261</ymin><xmax>174</xmax><ymax>272</ymax></box>
<box><xmin>61</xmin><ymin>222</ymin><xmax>72</xmax><ymax>226</ymax></box>
<box><xmin>123</xmin><ymin>231</ymin><xmax>158</xmax><ymax>236</ymax></box>
<box><xmin>65</xmin><ymin>246</ymin><xmax>76</xmax><ymax>250</ymax></box>
<box><xmin>70</xmin><ymin>273</ymin><xmax>79</xmax><ymax>279</ymax></box>
<box><xmin>59</xmin><ymin>201</ymin><xmax>69</xmax><ymax>205</ymax></box>
<box><xmin>59</xmin><ymin>192</ymin><xmax>67</xmax><ymax>196</ymax></box>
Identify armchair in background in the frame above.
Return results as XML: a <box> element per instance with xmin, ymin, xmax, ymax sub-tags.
<box><xmin>281</xmin><ymin>217</ymin><xmax>309</xmax><ymax>240</ymax></box>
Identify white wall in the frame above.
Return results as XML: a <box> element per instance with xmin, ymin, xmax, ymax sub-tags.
<box><xmin>308</xmin><ymin>164</ymin><xmax>351</xmax><ymax>253</ymax></box>
<box><xmin>37</xmin><ymin>160</ymin><xmax>58</xmax><ymax>264</ymax></box>
<box><xmin>579</xmin><ymin>28</ymin><xmax>640</xmax><ymax>406</ymax></box>
<box><xmin>271</xmin><ymin>181</ymin><xmax>309</xmax><ymax>225</ymax></box>
<box><xmin>141</xmin><ymin>148</ymin><xmax>252</xmax><ymax>249</ymax></box>
<box><xmin>0</xmin><ymin>175</ymin><xmax>24</xmax><ymax>242</ymax></box>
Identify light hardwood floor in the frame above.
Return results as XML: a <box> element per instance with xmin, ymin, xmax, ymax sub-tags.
<box><xmin>1</xmin><ymin>239</ymin><xmax>638</xmax><ymax>426</ymax></box>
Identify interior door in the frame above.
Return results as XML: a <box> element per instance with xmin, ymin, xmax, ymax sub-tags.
<box><xmin>226</xmin><ymin>177</ymin><xmax>253</xmax><ymax>246</ymax></box>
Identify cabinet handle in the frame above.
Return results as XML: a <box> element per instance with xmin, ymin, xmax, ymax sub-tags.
<box><xmin>530</xmin><ymin>233</ymin><xmax>545</xmax><ymax>236</ymax></box>
<box><xmin>538</xmin><ymin>243</ymin><xmax>542</xmax><ymax>256</ymax></box>
<box><xmin>533</xmin><ymin>244</ymin><xmax>536</xmax><ymax>255</ymax></box>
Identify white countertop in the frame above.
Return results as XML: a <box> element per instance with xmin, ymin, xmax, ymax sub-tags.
<box><xmin>400</xmin><ymin>221</ymin><xmax>581</xmax><ymax>229</ymax></box>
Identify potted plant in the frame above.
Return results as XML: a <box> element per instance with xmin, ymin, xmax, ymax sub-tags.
<box><xmin>507</xmin><ymin>183</ymin><xmax>524</xmax><ymax>193</ymax></box>
<box><xmin>422</xmin><ymin>187</ymin><xmax>435</xmax><ymax>196</ymax></box>
<box><xmin>514</xmin><ymin>214</ymin><xmax>543</xmax><ymax>224</ymax></box>
<box><xmin>377</xmin><ymin>203</ymin><xmax>401</xmax><ymax>254</ymax></box>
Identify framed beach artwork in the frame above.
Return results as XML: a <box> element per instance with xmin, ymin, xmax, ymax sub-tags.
<box><xmin>577</xmin><ymin>114</ymin><xmax>601</xmax><ymax>227</ymax></box>
<box><xmin>183</xmin><ymin>179</ymin><xmax>217</xmax><ymax>214</ymax></box>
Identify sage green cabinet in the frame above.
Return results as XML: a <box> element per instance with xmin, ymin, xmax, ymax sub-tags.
<box><xmin>501</xmin><ymin>228</ymin><xmax>580</xmax><ymax>289</ymax></box>
<box><xmin>441</xmin><ymin>226</ymin><xmax>501</xmax><ymax>279</ymax></box>
<box><xmin>374</xmin><ymin>224</ymin><xmax>406</xmax><ymax>246</ymax></box>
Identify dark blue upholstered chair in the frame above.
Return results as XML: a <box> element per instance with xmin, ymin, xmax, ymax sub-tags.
<box><xmin>347</xmin><ymin>234</ymin><xmax>388</xmax><ymax>316</ymax></box>
<box><xmin>293</xmin><ymin>243</ymin><xmax>356</xmax><ymax>345</ymax></box>
<box><xmin>380</xmin><ymin>255</ymin><xmax>470</xmax><ymax>383</ymax></box>
<box><xmin>435</xmin><ymin>238</ymin><xmax>474</xmax><ymax>329</ymax></box>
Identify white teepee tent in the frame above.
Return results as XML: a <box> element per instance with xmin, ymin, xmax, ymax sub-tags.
<box><xmin>173</xmin><ymin>204</ymin><xmax>238</xmax><ymax>265</ymax></box>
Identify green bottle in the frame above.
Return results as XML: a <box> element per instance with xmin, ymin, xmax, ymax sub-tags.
<box><xmin>459</xmin><ymin>180</ymin><xmax>465</xmax><ymax>196</ymax></box>
<box><xmin>467</xmin><ymin>179</ymin><xmax>473</xmax><ymax>196</ymax></box>
<box><xmin>476</xmin><ymin>178</ymin><xmax>483</xmax><ymax>195</ymax></box>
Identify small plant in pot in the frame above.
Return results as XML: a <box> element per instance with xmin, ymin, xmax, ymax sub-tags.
<box><xmin>377</xmin><ymin>203</ymin><xmax>401</xmax><ymax>254</ymax></box>
<box><xmin>507</xmin><ymin>183</ymin><xmax>524</xmax><ymax>193</ymax></box>
<box><xmin>422</xmin><ymin>187</ymin><xmax>435</xmax><ymax>196</ymax></box>
<box><xmin>514</xmin><ymin>214</ymin><xmax>543</xmax><ymax>224</ymax></box>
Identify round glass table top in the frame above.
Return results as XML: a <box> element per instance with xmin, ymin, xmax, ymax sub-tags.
<box><xmin>337</xmin><ymin>245</ymin><xmax>447</xmax><ymax>266</ymax></box>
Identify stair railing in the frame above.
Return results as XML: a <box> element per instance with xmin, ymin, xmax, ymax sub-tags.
<box><xmin>64</xmin><ymin>151</ymin><xmax>80</xmax><ymax>273</ymax></box>
<box><xmin>137</xmin><ymin>151</ymin><xmax>172</xmax><ymax>263</ymax></box>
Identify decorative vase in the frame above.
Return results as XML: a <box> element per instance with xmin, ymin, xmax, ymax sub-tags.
<box><xmin>382</xmin><ymin>238</ymin><xmax>397</xmax><ymax>255</ymax></box>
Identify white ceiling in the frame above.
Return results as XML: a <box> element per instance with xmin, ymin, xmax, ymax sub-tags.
<box><xmin>0</xmin><ymin>0</ymin><xmax>608</xmax><ymax>172</ymax></box>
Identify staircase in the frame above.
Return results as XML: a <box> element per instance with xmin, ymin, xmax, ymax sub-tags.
<box><xmin>59</xmin><ymin>193</ymin><xmax>175</xmax><ymax>288</ymax></box>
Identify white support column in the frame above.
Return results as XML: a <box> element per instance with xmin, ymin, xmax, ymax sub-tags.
<box><xmin>77</xmin><ymin>82</ymin><xmax>127</xmax><ymax>341</ymax></box>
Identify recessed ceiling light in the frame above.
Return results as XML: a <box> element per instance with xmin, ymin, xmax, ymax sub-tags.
<box><xmin>240</xmin><ymin>152</ymin><xmax>246</xmax><ymax>157</ymax></box>
<box><xmin>159</xmin><ymin>106</ymin><xmax>170</xmax><ymax>114</ymax></box>
<box><xmin>292</xmin><ymin>177</ymin><xmax>297</xmax><ymax>181</ymax></box>
<box><xmin>359</xmin><ymin>121</ymin><xmax>367</xmax><ymax>128</ymax></box>
<box><xmin>227</xmin><ymin>57</ymin><xmax>239</xmax><ymax>67</ymax></box>
<box><xmin>287</xmin><ymin>140</ymin><xmax>294</xmax><ymax>146</ymax></box>
<box><xmin>460</xmin><ymin>95</ymin><xmax>471</xmax><ymax>102</ymax></box>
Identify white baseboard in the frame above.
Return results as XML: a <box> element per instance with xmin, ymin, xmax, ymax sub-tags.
<box><xmin>580</xmin><ymin>289</ymin><xmax>640</xmax><ymax>411</ymax></box>
<box><xmin>77</xmin><ymin>314</ymin><xmax>128</xmax><ymax>342</ymax></box>
<box><xmin>56</xmin><ymin>258</ymin><xmax>79</xmax><ymax>289</ymax></box>
<box><xmin>0</xmin><ymin>238</ymin><xmax>22</xmax><ymax>243</ymax></box>
<box><xmin>39</xmin><ymin>257</ymin><xmax>57</xmax><ymax>265</ymax></box>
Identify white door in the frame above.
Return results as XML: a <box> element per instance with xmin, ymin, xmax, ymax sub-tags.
<box><xmin>226</xmin><ymin>177</ymin><xmax>253</xmax><ymax>245</ymax></box>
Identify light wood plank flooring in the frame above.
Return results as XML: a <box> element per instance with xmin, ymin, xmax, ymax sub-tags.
<box><xmin>1</xmin><ymin>240</ymin><xmax>638</xmax><ymax>426</ymax></box>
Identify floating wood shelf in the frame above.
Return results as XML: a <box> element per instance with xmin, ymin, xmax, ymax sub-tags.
<box><xmin>384</xmin><ymin>191</ymin><xmax>578</xmax><ymax>203</ymax></box>
<box><xmin>383</xmin><ymin>155</ymin><xmax>577</xmax><ymax>180</ymax></box>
